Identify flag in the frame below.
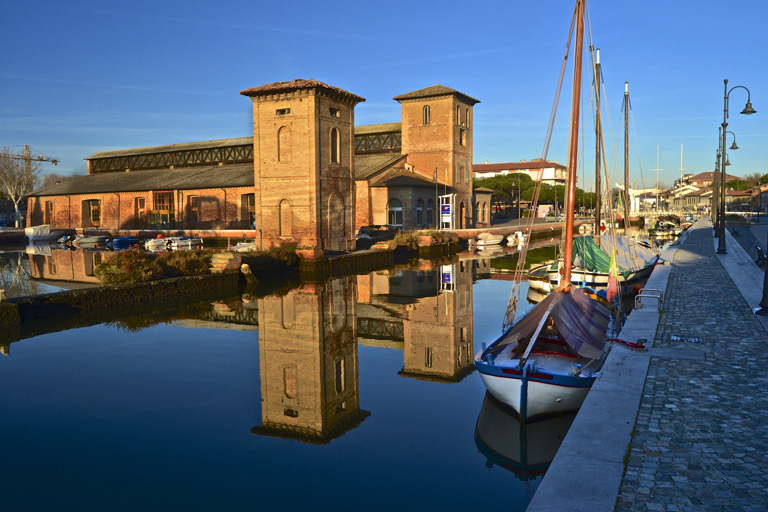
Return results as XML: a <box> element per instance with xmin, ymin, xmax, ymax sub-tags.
<box><xmin>606</xmin><ymin>249</ymin><xmax>618</xmax><ymax>303</ymax></box>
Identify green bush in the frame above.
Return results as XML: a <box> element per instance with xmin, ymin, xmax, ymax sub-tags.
<box><xmin>95</xmin><ymin>249</ymin><xmax>164</xmax><ymax>285</ymax></box>
<box><xmin>156</xmin><ymin>250</ymin><xmax>211</xmax><ymax>277</ymax></box>
<box><xmin>394</xmin><ymin>232</ymin><xmax>419</xmax><ymax>249</ymax></box>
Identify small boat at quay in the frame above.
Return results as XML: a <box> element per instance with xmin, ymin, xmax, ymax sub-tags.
<box><xmin>144</xmin><ymin>236</ymin><xmax>203</xmax><ymax>252</ymax></box>
<box><xmin>73</xmin><ymin>235</ymin><xmax>110</xmax><ymax>249</ymax></box>
<box><xmin>475</xmin><ymin>0</ymin><xmax>613</xmax><ymax>422</ymax></box>
<box><xmin>108</xmin><ymin>236</ymin><xmax>140</xmax><ymax>250</ymax></box>
<box><xmin>475</xmin><ymin>232</ymin><xmax>505</xmax><ymax>248</ymax></box>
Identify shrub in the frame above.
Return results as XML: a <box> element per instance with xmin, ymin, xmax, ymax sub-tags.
<box><xmin>394</xmin><ymin>232</ymin><xmax>419</xmax><ymax>249</ymax></box>
<box><xmin>156</xmin><ymin>250</ymin><xmax>211</xmax><ymax>277</ymax></box>
<box><xmin>95</xmin><ymin>249</ymin><xmax>163</xmax><ymax>285</ymax></box>
<box><xmin>423</xmin><ymin>230</ymin><xmax>459</xmax><ymax>244</ymax></box>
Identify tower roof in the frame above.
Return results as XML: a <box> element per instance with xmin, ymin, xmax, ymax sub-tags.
<box><xmin>240</xmin><ymin>78</ymin><xmax>365</xmax><ymax>104</ymax></box>
<box><xmin>393</xmin><ymin>85</ymin><xmax>480</xmax><ymax>105</ymax></box>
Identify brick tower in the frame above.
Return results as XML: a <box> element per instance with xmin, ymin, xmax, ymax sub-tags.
<box><xmin>394</xmin><ymin>85</ymin><xmax>480</xmax><ymax>228</ymax></box>
<box><xmin>240</xmin><ymin>79</ymin><xmax>365</xmax><ymax>257</ymax></box>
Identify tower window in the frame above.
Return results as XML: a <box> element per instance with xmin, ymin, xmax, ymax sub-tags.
<box><xmin>330</xmin><ymin>128</ymin><xmax>340</xmax><ymax>163</ymax></box>
<box><xmin>330</xmin><ymin>107</ymin><xmax>340</xmax><ymax>117</ymax></box>
<box><xmin>276</xmin><ymin>108</ymin><xmax>291</xmax><ymax>115</ymax></box>
<box><xmin>460</xmin><ymin>128</ymin><xmax>467</xmax><ymax>146</ymax></box>
<box><xmin>423</xmin><ymin>105</ymin><xmax>431</xmax><ymax>125</ymax></box>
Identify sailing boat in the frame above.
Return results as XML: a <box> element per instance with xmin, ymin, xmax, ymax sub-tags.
<box><xmin>540</xmin><ymin>80</ymin><xmax>659</xmax><ymax>295</ymax></box>
<box><xmin>474</xmin><ymin>0</ymin><xmax>612</xmax><ymax>422</ymax></box>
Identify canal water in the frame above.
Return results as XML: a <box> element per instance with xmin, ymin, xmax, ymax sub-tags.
<box><xmin>0</xmin><ymin>244</ymin><xmax>574</xmax><ymax>511</ymax></box>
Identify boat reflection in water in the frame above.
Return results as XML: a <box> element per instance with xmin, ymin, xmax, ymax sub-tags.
<box><xmin>475</xmin><ymin>393</ymin><xmax>576</xmax><ymax>499</ymax></box>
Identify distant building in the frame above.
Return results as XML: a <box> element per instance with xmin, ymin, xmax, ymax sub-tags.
<box><xmin>472</xmin><ymin>159</ymin><xmax>566</xmax><ymax>186</ymax></box>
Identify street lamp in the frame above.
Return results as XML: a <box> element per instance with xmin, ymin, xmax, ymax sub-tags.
<box><xmin>717</xmin><ymin>79</ymin><xmax>756</xmax><ymax>254</ymax></box>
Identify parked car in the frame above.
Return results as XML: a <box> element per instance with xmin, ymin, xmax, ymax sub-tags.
<box><xmin>544</xmin><ymin>212</ymin><xmax>564</xmax><ymax>222</ymax></box>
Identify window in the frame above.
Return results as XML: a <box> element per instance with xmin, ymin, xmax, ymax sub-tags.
<box><xmin>466</xmin><ymin>164</ymin><xmax>470</xmax><ymax>184</ymax></box>
<box><xmin>426</xmin><ymin>199</ymin><xmax>434</xmax><ymax>225</ymax></box>
<box><xmin>457</xmin><ymin>105</ymin><xmax>461</xmax><ymax>124</ymax></box>
<box><xmin>387</xmin><ymin>198</ymin><xmax>403</xmax><ymax>226</ymax></box>
<box><xmin>154</xmin><ymin>191</ymin><xmax>174</xmax><ymax>211</ymax></box>
<box><xmin>84</xmin><ymin>199</ymin><xmax>101</xmax><ymax>227</ymax></box>
<box><xmin>44</xmin><ymin>201</ymin><xmax>53</xmax><ymax>225</ymax></box>
<box><xmin>278</xmin><ymin>126</ymin><xmax>291</xmax><ymax>162</ymax></box>
<box><xmin>135</xmin><ymin>197</ymin><xmax>146</xmax><ymax>228</ymax></box>
<box><xmin>416</xmin><ymin>199</ymin><xmax>424</xmax><ymax>225</ymax></box>
<box><xmin>330</xmin><ymin>107</ymin><xmax>340</xmax><ymax>117</ymax></box>
<box><xmin>456</xmin><ymin>163</ymin><xmax>461</xmax><ymax>185</ymax></box>
<box><xmin>330</xmin><ymin>128</ymin><xmax>340</xmax><ymax>164</ymax></box>
<box><xmin>423</xmin><ymin>105</ymin><xmax>431</xmax><ymax>125</ymax></box>
<box><xmin>466</xmin><ymin>108</ymin><xmax>470</xmax><ymax>127</ymax></box>
<box><xmin>460</xmin><ymin>128</ymin><xmax>467</xmax><ymax>146</ymax></box>
<box><xmin>150</xmin><ymin>191</ymin><xmax>175</xmax><ymax>229</ymax></box>
<box><xmin>187</xmin><ymin>195</ymin><xmax>199</xmax><ymax>227</ymax></box>
<box><xmin>279</xmin><ymin>198</ymin><xmax>293</xmax><ymax>237</ymax></box>
<box><xmin>482</xmin><ymin>202</ymin><xmax>487</xmax><ymax>222</ymax></box>
<box><xmin>284</xmin><ymin>366</ymin><xmax>298</xmax><ymax>398</ymax></box>
<box><xmin>425</xmin><ymin>347</ymin><xmax>433</xmax><ymax>368</ymax></box>
<box><xmin>242</xmin><ymin>193</ymin><xmax>255</xmax><ymax>229</ymax></box>
<box><xmin>335</xmin><ymin>359</ymin><xmax>345</xmax><ymax>394</ymax></box>
<box><xmin>276</xmin><ymin>108</ymin><xmax>291</xmax><ymax>115</ymax></box>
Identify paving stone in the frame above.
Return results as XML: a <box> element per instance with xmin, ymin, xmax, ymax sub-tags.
<box><xmin>615</xmin><ymin>220</ymin><xmax>768</xmax><ymax>511</ymax></box>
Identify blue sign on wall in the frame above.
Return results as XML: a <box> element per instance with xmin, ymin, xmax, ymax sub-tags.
<box><xmin>441</xmin><ymin>205</ymin><xmax>451</xmax><ymax>215</ymax></box>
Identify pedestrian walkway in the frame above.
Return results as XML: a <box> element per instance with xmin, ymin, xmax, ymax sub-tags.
<box><xmin>528</xmin><ymin>216</ymin><xmax>768</xmax><ymax>512</ymax></box>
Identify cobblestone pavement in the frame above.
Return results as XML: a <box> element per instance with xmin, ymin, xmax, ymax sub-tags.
<box><xmin>615</xmin><ymin>221</ymin><xmax>768</xmax><ymax>512</ymax></box>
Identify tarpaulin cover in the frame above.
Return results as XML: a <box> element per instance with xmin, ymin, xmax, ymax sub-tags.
<box><xmin>490</xmin><ymin>285</ymin><xmax>611</xmax><ymax>359</ymax></box>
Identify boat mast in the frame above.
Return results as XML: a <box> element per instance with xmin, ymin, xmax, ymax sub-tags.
<box><xmin>562</xmin><ymin>0</ymin><xmax>585</xmax><ymax>287</ymax></box>
<box><xmin>623</xmin><ymin>82</ymin><xmax>631</xmax><ymax>227</ymax></box>
<box><xmin>594</xmin><ymin>48</ymin><xmax>602</xmax><ymax>247</ymax></box>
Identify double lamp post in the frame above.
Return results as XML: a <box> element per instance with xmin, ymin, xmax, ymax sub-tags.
<box><xmin>716</xmin><ymin>79</ymin><xmax>756</xmax><ymax>254</ymax></box>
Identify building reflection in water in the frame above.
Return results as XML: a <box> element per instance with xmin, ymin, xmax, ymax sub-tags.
<box><xmin>251</xmin><ymin>277</ymin><xmax>370</xmax><ymax>444</ymax></box>
<box><xmin>357</xmin><ymin>259</ymin><xmax>476</xmax><ymax>383</ymax></box>
<box><xmin>474</xmin><ymin>393</ymin><xmax>576</xmax><ymax>498</ymax></box>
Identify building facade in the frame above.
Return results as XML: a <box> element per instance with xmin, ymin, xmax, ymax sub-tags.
<box><xmin>27</xmin><ymin>80</ymin><xmax>481</xmax><ymax>254</ymax></box>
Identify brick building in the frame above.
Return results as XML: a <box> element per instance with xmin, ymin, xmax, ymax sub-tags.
<box><xmin>27</xmin><ymin>80</ymin><xmax>480</xmax><ymax>255</ymax></box>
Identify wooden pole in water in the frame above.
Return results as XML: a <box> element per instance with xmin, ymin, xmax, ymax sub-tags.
<box><xmin>562</xmin><ymin>0</ymin><xmax>585</xmax><ymax>288</ymax></box>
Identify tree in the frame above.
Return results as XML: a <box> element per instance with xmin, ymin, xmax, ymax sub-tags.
<box><xmin>0</xmin><ymin>148</ymin><xmax>40</xmax><ymax>227</ymax></box>
<box><xmin>760</xmin><ymin>174</ymin><xmax>768</xmax><ymax>185</ymax></box>
<box><xmin>743</xmin><ymin>172</ymin><xmax>762</xmax><ymax>187</ymax></box>
<box><xmin>41</xmin><ymin>172</ymin><xmax>83</xmax><ymax>189</ymax></box>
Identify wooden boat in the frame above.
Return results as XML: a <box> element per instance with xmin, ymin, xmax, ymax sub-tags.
<box><xmin>545</xmin><ymin>235</ymin><xmax>659</xmax><ymax>295</ymax></box>
<box><xmin>507</xmin><ymin>231</ymin><xmax>526</xmax><ymax>248</ymax></box>
<box><xmin>475</xmin><ymin>232</ymin><xmax>505</xmax><ymax>247</ymax></box>
<box><xmin>475</xmin><ymin>0</ymin><xmax>612</xmax><ymax>422</ymax></box>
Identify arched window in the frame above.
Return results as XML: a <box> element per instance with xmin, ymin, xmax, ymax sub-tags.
<box><xmin>426</xmin><ymin>199</ymin><xmax>434</xmax><ymax>225</ymax></box>
<box><xmin>482</xmin><ymin>201</ymin><xmax>487</xmax><ymax>222</ymax></box>
<box><xmin>387</xmin><ymin>198</ymin><xmax>403</xmax><ymax>226</ymax></box>
<box><xmin>416</xmin><ymin>199</ymin><xmax>424</xmax><ymax>226</ymax></box>
<box><xmin>330</xmin><ymin>128</ymin><xmax>340</xmax><ymax>164</ymax></box>
<box><xmin>423</xmin><ymin>105</ymin><xmax>431</xmax><ymax>125</ymax></box>
<box><xmin>474</xmin><ymin>201</ymin><xmax>480</xmax><ymax>224</ymax></box>
<box><xmin>456</xmin><ymin>105</ymin><xmax>461</xmax><ymax>124</ymax></box>
<box><xmin>277</xmin><ymin>126</ymin><xmax>291</xmax><ymax>162</ymax></box>
<box><xmin>465</xmin><ymin>108</ymin><xmax>470</xmax><ymax>127</ymax></box>
<box><xmin>279</xmin><ymin>198</ymin><xmax>293</xmax><ymax>237</ymax></box>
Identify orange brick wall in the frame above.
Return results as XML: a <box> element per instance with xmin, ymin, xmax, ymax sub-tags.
<box><xmin>249</xmin><ymin>87</ymin><xmax>359</xmax><ymax>254</ymax></box>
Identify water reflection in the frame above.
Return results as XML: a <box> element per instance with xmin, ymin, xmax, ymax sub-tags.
<box><xmin>251</xmin><ymin>277</ymin><xmax>370</xmax><ymax>444</ymax></box>
<box><xmin>475</xmin><ymin>393</ymin><xmax>576</xmax><ymax>495</ymax></box>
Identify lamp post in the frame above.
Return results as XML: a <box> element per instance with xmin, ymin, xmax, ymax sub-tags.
<box><xmin>718</xmin><ymin>79</ymin><xmax>756</xmax><ymax>254</ymax></box>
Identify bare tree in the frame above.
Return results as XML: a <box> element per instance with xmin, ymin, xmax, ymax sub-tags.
<box><xmin>0</xmin><ymin>148</ymin><xmax>40</xmax><ymax>227</ymax></box>
<box><xmin>40</xmin><ymin>171</ymin><xmax>83</xmax><ymax>189</ymax></box>
<box><xmin>743</xmin><ymin>172</ymin><xmax>762</xmax><ymax>187</ymax></box>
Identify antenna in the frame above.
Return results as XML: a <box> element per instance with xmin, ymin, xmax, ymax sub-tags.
<box><xmin>653</xmin><ymin>145</ymin><xmax>663</xmax><ymax>210</ymax></box>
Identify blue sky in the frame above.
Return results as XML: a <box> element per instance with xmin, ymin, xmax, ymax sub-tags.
<box><xmin>2</xmin><ymin>0</ymin><xmax>766</xmax><ymax>191</ymax></box>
